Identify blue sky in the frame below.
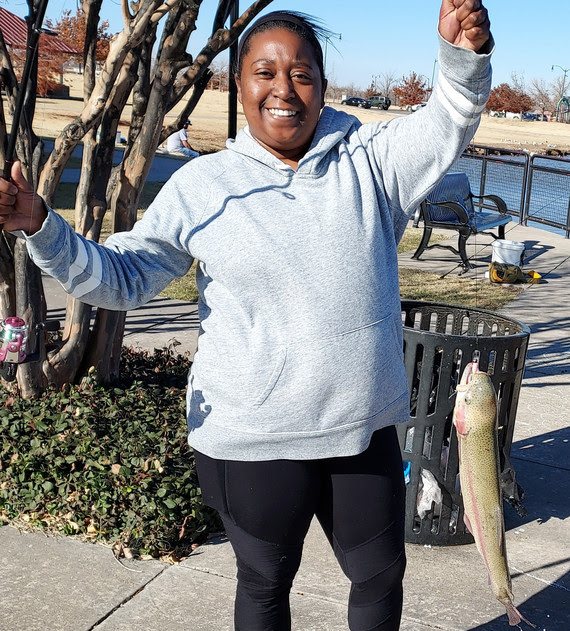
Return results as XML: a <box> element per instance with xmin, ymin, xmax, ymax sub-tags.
<box><xmin>8</xmin><ymin>0</ymin><xmax>569</xmax><ymax>91</ymax></box>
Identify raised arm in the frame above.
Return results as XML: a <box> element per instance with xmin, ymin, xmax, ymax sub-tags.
<box><xmin>361</xmin><ymin>0</ymin><xmax>493</xmax><ymax>238</ymax></box>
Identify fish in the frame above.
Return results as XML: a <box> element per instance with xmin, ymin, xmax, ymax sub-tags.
<box><xmin>453</xmin><ymin>361</ymin><xmax>535</xmax><ymax>628</ymax></box>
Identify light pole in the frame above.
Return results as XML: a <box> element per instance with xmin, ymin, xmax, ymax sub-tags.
<box><xmin>324</xmin><ymin>31</ymin><xmax>342</xmax><ymax>74</ymax></box>
<box><xmin>430</xmin><ymin>59</ymin><xmax>438</xmax><ymax>91</ymax></box>
<box><xmin>551</xmin><ymin>64</ymin><xmax>570</xmax><ymax>96</ymax></box>
<box><xmin>372</xmin><ymin>74</ymin><xmax>380</xmax><ymax>92</ymax></box>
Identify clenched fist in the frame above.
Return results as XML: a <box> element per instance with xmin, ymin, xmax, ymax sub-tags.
<box><xmin>0</xmin><ymin>161</ymin><xmax>47</xmax><ymax>235</ymax></box>
<box><xmin>439</xmin><ymin>0</ymin><xmax>491</xmax><ymax>52</ymax></box>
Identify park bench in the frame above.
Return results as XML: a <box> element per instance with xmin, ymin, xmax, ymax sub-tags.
<box><xmin>412</xmin><ymin>172</ymin><xmax>512</xmax><ymax>271</ymax></box>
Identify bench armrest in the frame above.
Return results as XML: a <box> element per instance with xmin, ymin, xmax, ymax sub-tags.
<box><xmin>423</xmin><ymin>200</ymin><xmax>470</xmax><ymax>226</ymax></box>
<box><xmin>472</xmin><ymin>193</ymin><xmax>508</xmax><ymax>214</ymax></box>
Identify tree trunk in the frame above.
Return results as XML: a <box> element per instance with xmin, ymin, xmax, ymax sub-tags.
<box><xmin>44</xmin><ymin>0</ymin><xmax>139</xmax><ymax>387</ymax></box>
<box><xmin>0</xmin><ymin>78</ymin><xmax>14</xmax><ymax>319</ymax></box>
<box><xmin>1</xmin><ymin>1</ymin><xmax>46</xmax><ymax>396</ymax></box>
<box><xmin>44</xmin><ymin>297</ymin><xmax>93</xmax><ymax>388</ymax></box>
<box><xmin>14</xmin><ymin>240</ymin><xmax>46</xmax><ymax>398</ymax></box>
<box><xmin>81</xmin><ymin>309</ymin><xmax>126</xmax><ymax>382</ymax></box>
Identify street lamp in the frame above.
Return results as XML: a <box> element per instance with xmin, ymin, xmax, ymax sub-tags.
<box><xmin>372</xmin><ymin>74</ymin><xmax>380</xmax><ymax>92</ymax></box>
<box><xmin>430</xmin><ymin>59</ymin><xmax>438</xmax><ymax>90</ymax></box>
<box><xmin>551</xmin><ymin>64</ymin><xmax>570</xmax><ymax>96</ymax></box>
<box><xmin>323</xmin><ymin>31</ymin><xmax>342</xmax><ymax>73</ymax></box>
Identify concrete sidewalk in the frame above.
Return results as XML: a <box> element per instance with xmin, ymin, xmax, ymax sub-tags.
<box><xmin>1</xmin><ymin>223</ymin><xmax>569</xmax><ymax>630</ymax></box>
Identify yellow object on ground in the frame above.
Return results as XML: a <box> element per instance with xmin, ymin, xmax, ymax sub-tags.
<box><xmin>526</xmin><ymin>270</ymin><xmax>542</xmax><ymax>284</ymax></box>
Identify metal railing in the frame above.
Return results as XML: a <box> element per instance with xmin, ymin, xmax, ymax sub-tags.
<box><xmin>450</xmin><ymin>145</ymin><xmax>570</xmax><ymax>238</ymax></box>
<box><xmin>524</xmin><ymin>154</ymin><xmax>570</xmax><ymax>237</ymax></box>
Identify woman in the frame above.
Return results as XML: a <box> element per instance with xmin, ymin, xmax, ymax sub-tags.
<box><xmin>0</xmin><ymin>2</ymin><xmax>492</xmax><ymax>629</ymax></box>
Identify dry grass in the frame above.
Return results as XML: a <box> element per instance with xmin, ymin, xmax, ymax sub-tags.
<box><xmin>397</xmin><ymin>226</ymin><xmax>447</xmax><ymax>254</ymax></box>
<box><xmin>396</xmin><ymin>228</ymin><xmax>523</xmax><ymax>310</ymax></box>
<box><xmin>399</xmin><ymin>268</ymin><xmax>523</xmax><ymax>311</ymax></box>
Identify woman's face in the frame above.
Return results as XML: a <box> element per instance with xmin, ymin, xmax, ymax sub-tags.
<box><xmin>236</xmin><ymin>27</ymin><xmax>326</xmax><ymax>167</ymax></box>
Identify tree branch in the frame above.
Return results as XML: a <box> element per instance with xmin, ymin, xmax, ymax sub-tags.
<box><xmin>151</xmin><ymin>0</ymin><xmax>183</xmax><ymax>24</ymax></box>
<box><xmin>171</xmin><ymin>0</ymin><xmax>272</xmax><ymax>98</ymax></box>
<box><xmin>121</xmin><ymin>0</ymin><xmax>134</xmax><ymax>24</ymax></box>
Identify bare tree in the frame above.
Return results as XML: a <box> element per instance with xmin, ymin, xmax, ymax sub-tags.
<box><xmin>375</xmin><ymin>71</ymin><xmax>398</xmax><ymax>99</ymax></box>
<box><xmin>529</xmin><ymin>78</ymin><xmax>556</xmax><ymax>114</ymax></box>
<box><xmin>0</xmin><ymin>0</ymin><xmax>274</xmax><ymax>397</ymax></box>
<box><xmin>510</xmin><ymin>71</ymin><xmax>526</xmax><ymax>95</ymax></box>
<box><xmin>335</xmin><ymin>83</ymin><xmax>363</xmax><ymax>99</ymax></box>
<box><xmin>209</xmin><ymin>60</ymin><xmax>230</xmax><ymax>91</ymax></box>
<box><xmin>551</xmin><ymin>74</ymin><xmax>568</xmax><ymax>106</ymax></box>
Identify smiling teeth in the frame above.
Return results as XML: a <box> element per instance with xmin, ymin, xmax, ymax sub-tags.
<box><xmin>268</xmin><ymin>109</ymin><xmax>296</xmax><ymax>117</ymax></box>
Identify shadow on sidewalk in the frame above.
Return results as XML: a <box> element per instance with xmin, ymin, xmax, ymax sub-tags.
<box><xmin>466</xmin><ymin>567</ymin><xmax>570</xmax><ymax>631</ymax></box>
<box><xmin>504</xmin><ymin>438</ymin><xmax>570</xmax><ymax>530</ymax></box>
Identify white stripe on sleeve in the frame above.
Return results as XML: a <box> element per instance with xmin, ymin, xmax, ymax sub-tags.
<box><xmin>61</xmin><ymin>238</ymin><xmax>104</xmax><ymax>296</ymax></box>
<box><xmin>72</xmin><ymin>241</ymin><xmax>105</xmax><ymax>298</ymax></box>
<box><xmin>435</xmin><ymin>71</ymin><xmax>486</xmax><ymax>127</ymax></box>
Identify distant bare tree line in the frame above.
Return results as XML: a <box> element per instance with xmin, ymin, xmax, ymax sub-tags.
<box><xmin>325</xmin><ymin>68</ymin><xmax>568</xmax><ymax>113</ymax></box>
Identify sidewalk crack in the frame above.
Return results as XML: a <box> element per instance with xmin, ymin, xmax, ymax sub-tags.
<box><xmin>87</xmin><ymin>565</ymin><xmax>169</xmax><ymax>630</ymax></box>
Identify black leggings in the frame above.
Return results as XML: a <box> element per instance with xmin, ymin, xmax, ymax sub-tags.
<box><xmin>194</xmin><ymin>426</ymin><xmax>406</xmax><ymax>631</ymax></box>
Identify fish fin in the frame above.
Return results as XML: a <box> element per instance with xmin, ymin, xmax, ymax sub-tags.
<box><xmin>454</xmin><ymin>410</ymin><xmax>468</xmax><ymax>436</ymax></box>
<box><xmin>505</xmin><ymin>602</ymin><xmax>536</xmax><ymax>628</ymax></box>
<box><xmin>463</xmin><ymin>511</ymin><xmax>474</xmax><ymax>536</ymax></box>
<box><xmin>463</xmin><ymin>511</ymin><xmax>486</xmax><ymax>557</ymax></box>
<box><xmin>459</xmin><ymin>362</ymin><xmax>475</xmax><ymax>386</ymax></box>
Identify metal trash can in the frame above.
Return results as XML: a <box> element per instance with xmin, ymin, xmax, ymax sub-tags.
<box><xmin>398</xmin><ymin>300</ymin><xmax>530</xmax><ymax>545</ymax></box>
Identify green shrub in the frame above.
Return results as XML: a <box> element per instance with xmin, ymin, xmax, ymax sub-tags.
<box><xmin>0</xmin><ymin>347</ymin><xmax>221</xmax><ymax>560</ymax></box>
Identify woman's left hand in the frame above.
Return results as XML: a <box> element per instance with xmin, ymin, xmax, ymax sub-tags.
<box><xmin>439</xmin><ymin>0</ymin><xmax>491</xmax><ymax>52</ymax></box>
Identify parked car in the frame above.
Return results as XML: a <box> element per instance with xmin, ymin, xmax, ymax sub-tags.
<box><xmin>522</xmin><ymin>112</ymin><xmax>547</xmax><ymax>121</ymax></box>
<box><xmin>405</xmin><ymin>102</ymin><xmax>427</xmax><ymax>112</ymax></box>
<box><xmin>368</xmin><ymin>96</ymin><xmax>391</xmax><ymax>110</ymax></box>
<box><xmin>341</xmin><ymin>97</ymin><xmax>371</xmax><ymax>109</ymax></box>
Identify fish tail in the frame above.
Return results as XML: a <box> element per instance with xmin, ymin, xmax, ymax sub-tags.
<box><xmin>505</xmin><ymin>601</ymin><xmax>536</xmax><ymax>628</ymax></box>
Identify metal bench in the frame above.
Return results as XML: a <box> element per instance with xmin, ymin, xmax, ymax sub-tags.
<box><xmin>412</xmin><ymin>172</ymin><xmax>512</xmax><ymax>271</ymax></box>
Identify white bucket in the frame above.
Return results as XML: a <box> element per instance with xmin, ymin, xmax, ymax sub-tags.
<box><xmin>492</xmin><ymin>240</ymin><xmax>525</xmax><ymax>266</ymax></box>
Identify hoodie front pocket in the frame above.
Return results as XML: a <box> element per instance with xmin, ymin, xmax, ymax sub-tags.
<box><xmin>252</xmin><ymin>315</ymin><xmax>407</xmax><ymax>430</ymax></box>
<box><xmin>253</xmin><ymin>347</ymin><xmax>287</xmax><ymax>407</ymax></box>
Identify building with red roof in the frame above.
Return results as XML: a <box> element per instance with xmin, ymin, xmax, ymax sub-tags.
<box><xmin>0</xmin><ymin>7</ymin><xmax>79</xmax><ymax>96</ymax></box>
<box><xmin>0</xmin><ymin>7</ymin><xmax>78</xmax><ymax>54</ymax></box>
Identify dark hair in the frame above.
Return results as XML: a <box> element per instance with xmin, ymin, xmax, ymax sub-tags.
<box><xmin>235</xmin><ymin>11</ymin><xmax>329</xmax><ymax>81</ymax></box>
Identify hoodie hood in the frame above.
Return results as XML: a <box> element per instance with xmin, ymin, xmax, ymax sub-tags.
<box><xmin>226</xmin><ymin>106</ymin><xmax>362</xmax><ymax>176</ymax></box>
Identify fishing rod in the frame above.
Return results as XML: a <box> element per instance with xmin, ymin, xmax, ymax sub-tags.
<box><xmin>2</xmin><ymin>0</ymin><xmax>50</xmax><ymax>181</ymax></box>
<box><xmin>0</xmin><ymin>0</ymin><xmax>59</xmax><ymax>383</ymax></box>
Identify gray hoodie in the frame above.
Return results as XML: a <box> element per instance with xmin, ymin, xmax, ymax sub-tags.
<box><xmin>25</xmin><ymin>36</ymin><xmax>492</xmax><ymax>461</ymax></box>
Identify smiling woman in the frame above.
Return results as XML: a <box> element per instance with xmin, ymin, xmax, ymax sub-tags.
<box><xmin>235</xmin><ymin>14</ymin><xmax>327</xmax><ymax>168</ymax></box>
<box><xmin>1</xmin><ymin>3</ymin><xmax>494</xmax><ymax>630</ymax></box>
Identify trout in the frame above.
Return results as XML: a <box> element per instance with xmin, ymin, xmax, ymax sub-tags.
<box><xmin>453</xmin><ymin>362</ymin><xmax>534</xmax><ymax>628</ymax></box>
